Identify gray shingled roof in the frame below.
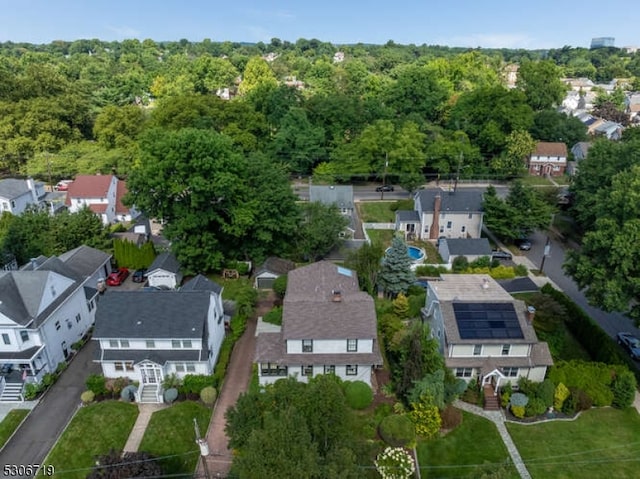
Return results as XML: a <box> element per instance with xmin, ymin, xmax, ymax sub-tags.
<box><xmin>282</xmin><ymin>262</ymin><xmax>377</xmax><ymax>340</ymax></box>
<box><xmin>0</xmin><ymin>179</ymin><xmax>36</xmax><ymax>200</ymax></box>
<box><xmin>443</xmin><ymin>238</ymin><xmax>491</xmax><ymax>256</ymax></box>
<box><xmin>255</xmin><ymin>257</ymin><xmax>296</xmax><ymax>276</ymax></box>
<box><xmin>416</xmin><ymin>188</ymin><xmax>484</xmax><ymax>214</ymax></box>
<box><xmin>93</xmin><ymin>291</ymin><xmax>211</xmax><ymax>339</ymax></box>
<box><xmin>181</xmin><ymin>274</ymin><xmax>223</xmax><ymax>295</ymax></box>
<box><xmin>147</xmin><ymin>252</ymin><xmax>181</xmax><ymax>274</ymax></box>
<box><xmin>309</xmin><ymin>185</ymin><xmax>354</xmax><ymax>208</ymax></box>
<box><xmin>0</xmin><ymin>345</ymin><xmax>44</xmax><ymax>361</ymax></box>
<box><xmin>57</xmin><ymin>245</ymin><xmax>111</xmax><ymax>279</ymax></box>
<box><xmin>396</xmin><ymin>210</ymin><xmax>420</xmax><ymax>222</ymax></box>
<box><xmin>496</xmin><ymin>277</ymin><xmax>539</xmax><ymax>294</ymax></box>
<box><xmin>0</xmin><ymin>270</ymin><xmax>78</xmax><ymax>327</ymax></box>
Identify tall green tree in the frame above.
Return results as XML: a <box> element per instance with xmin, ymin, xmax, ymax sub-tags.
<box><xmin>271</xmin><ymin>108</ymin><xmax>326</xmax><ymax>173</ymax></box>
<box><xmin>516</xmin><ymin>60</ymin><xmax>567</xmax><ymax>111</ymax></box>
<box><xmin>379</xmin><ymin>235</ymin><xmax>415</xmax><ymax>296</ymax></box>
<box><xmin>345</xmin><ymin>241</ymin><xmax>384</xmax><ymax>296</ymax></box>
<box><xmin>239</xmin><ymin>57</ymin><xmax>277</xmax><ymax>96</ymax></box>
<box><xmin>295</xmin><ymin>202</ymin><xmax>348</xmax><ymax>262</ymax></box>
<box><xmin>125</xmin><ymin>128</ymin><xmax>300</xmax><ymax>272</ymax></box>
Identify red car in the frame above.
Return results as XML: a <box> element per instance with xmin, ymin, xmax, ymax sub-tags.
<box><xmin>106</xmin><ymin>267</ymin><xmax>129</xmax><ymax>286</ymax></box>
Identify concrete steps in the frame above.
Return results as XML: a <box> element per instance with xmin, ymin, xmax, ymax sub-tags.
<box><xmin>483</xmin><ymin>385</ymin><xmax>500</xmax><ymax>411</ymax></box>
<box><xmin>0</xmin><ymin>383</ymin><xmax>24</xmax><ymax>402</ymax></box>
<box><xmin>139</xmin><ymin>385</ymin><xmax>160</xmax><ymax>403</ymax></box>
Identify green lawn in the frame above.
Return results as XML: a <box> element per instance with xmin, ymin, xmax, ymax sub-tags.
<box><xmin>366</xmin><ymin>229</ymin><xmax>396</xmax><ymax>247</ymax></box>
<box><xmin>519</xmin><ymin>175</ymin><xmax>555</xmax><ymax>186</ymax></box>
<box><xmin>208</xmin><ymin>275</ymin><xmax>253</xmax><ymax>300</ymax></box>
<box><xmin>139</xmin><ymin>401</ymin><xmax>212</xmax><ymax>475</ymax></box>
<box><xmin>44</xmin><ymin>401</ymin><xmax>138</xmax><ymax>479</ymax></box>
<box><xmin>417</xmin><ymin>411</ymin><xmax>518</xmax><ymax>478</ymax></box>
<box><xmin>358</xmin><ymin>200</ymin><xmax>413</xmax><ymax>223</ymax></box>
<box><xmin>508</xmin><ymin>408</ymin><xmax>640</xmax><ymax>479</ymax></box>
<box><xmin>0</xmin><ymin>409</ymin><xmax>29</xmax><ymax>448</ymax></box>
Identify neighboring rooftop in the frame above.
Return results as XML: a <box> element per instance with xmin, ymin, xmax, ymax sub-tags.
<box><xmin>441</xmin><ymin>238</ymin><xmax>491</xmax><ymax>256</ymax></box>
<box><xmin>416</xmin><ymin>188</ymin><xmax>484</xmax><ymax>213</ymax></box>
<box><xmin>57</xmin><ymin>245</ymin><xmax>111</xmax><ymax>279</ymax></box>
<box><xmin>254</xmin><ymin>257</ymin><xmax>296</xmax><ymax>276</ymax></box>
<box><xmin>428</xmin><ymin>274</ymin><xmax>513</xmax><ymax>301</ymax></box>
<box><xmin>0</xmin><ymin>178</ymin><xmax>42</xmax><ymax>200</ymax></box>
<box><xmin>181</xmin><ymin>274</ymin><xmax>223</xmax><ymax>295</ymax></box>
<box><xmin>309</xmin><ymin>185</ymin><xmax>354</xmax><ymax>209</ymax></box>
<box><xmin>532</xmin><ymin>142</ymin><xmax>568</xmax><ymax>157</ymax></box>
<box><xmin>65</xmin><ymin>175</ymin><xmax>113</xmax><ymax>200</ymax></box>
<box><xmin>148</xmin><ymin>251</ymin><xmax>181</xmax><ymax>274</ymax></box>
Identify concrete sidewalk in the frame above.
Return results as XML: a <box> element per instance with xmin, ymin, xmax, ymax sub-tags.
<box><xmin>123</xmin><ymin>404</ymin><xmax>166</xmax><ymax>453</ymax></box>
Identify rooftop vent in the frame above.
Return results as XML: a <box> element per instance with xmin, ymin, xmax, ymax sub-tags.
<box><xmin>482</xmin><ymin>278</ymin><xmax>490</xmax><ymax>290</ymax></box>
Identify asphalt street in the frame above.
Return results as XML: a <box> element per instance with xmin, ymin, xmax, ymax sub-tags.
<box><xmin>524</xmin><ymin>231</ymin><xmax>640</xmax><ymax>339</ymax></box>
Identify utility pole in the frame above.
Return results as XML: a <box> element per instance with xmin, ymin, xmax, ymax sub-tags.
<box><xmin>381</xmin><ymin>153</ymin><xmax>389</xmax><ymax>200</ymax></box>
<box><xmin>46</xmin><ymin>152</ymin><xmax>53</xmax><ymax>191</ymax></box>
<box><xmin>453</xmin><ymin>152</ymin><xmax>463</xmax><ymax>193</ymax></box>
<box><xmin>194</xmin><ymin>418</ymin><xmax>211</xmax><ymax>479</ymax></box>
<box><xmin>539</xmin><ymin>236</ymin><xmax>551</xmax><ymax>274</ymax></box>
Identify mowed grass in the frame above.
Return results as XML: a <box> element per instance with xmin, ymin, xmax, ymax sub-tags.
<box><xmin>358</xmin><ymin>199</ymin><xmax>414</xmax><ymax>223</ymax></box>
<box><xmin>366</xmin><ymin>229</ymin><xmax>395</xmax><ymax>247</ymax></box>
<box><xmin>417</xmin><ymin>411</ymin><xmax>518</xmax><ymax>478</ymax></box>
<box><xmin>0</xmin><ymin>409</ymin><xmax>29</xmax><ymax>448</ymax></box>
<box><xmin>138</xmin><ymin>401</ymin><xmax>212</xmax><ymax>475</ymax></box>
<box><xmin>209</xmin><ymin>275</ymin><xmax>253</xmax><ymax>300</ymax></box>
<box><xmin>44</xmin><ymin>401</ymin><xmax>138</xmax><ymax>479</ymax></box>
<box><xmin>507</xmin><ymin>408</ymin><xmax>640</xmax><ymax>479</ymax></box>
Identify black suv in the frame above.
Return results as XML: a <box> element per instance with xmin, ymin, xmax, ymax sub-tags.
<box><xmin>491</xmin><ymin>250</ymin><xmax>512</xmax><ymax>260</ymax></box>
<box><xmin>132</xmin><ymin>269</ymin><xmax>147</xmax><ymax>283</ymax></box>
<box><xmin>375</xmin><ymin>185</ymin><xmax>394</xmax><ymax>192</ymax></box>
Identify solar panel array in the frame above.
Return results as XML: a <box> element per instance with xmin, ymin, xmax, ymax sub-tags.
<box><xmin>453</xmin><ymin>302</ymin><xmax>524</xmax><ymax>340</ymax></box>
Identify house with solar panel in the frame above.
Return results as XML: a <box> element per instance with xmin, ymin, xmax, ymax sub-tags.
<box><xmin>422</xmin><ymin>274</ymin><xmax>553</xmax><ymax>404</ymax></box>
<box><xmin>254</xmin><ymin>261</ymin><xmax>383</xmax><ymax>387</ymax></box>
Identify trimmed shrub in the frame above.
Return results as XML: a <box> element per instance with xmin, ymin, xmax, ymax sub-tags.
<box><xmin>163</xmin><ymin>388</ymin><xmax>178</xmax><ymax>404</ymax></box>
<box><xmin>525</xmin><ymin>397</ymin><xmax>546</xmax><ymax>417</ymax></box>
<box><xmin>378</xmin><ymin>414</ymin><xmax>416</xmax><ymax>447</ymax></box>
<box><xmin>509</xmin><ymin>392</ymin><xmax>529</xmax><ymax>407</ymax></box>
<box><xmin>213</xmin><ymin>336</ymin><xmax>234</xmax><ymax>388</ymax></box>
<box><xmin>514</xmin><ymin>264</ymin><xmax>529</xmax><ymax>276</ymax></box>
<box><xmin>452</xmin><ymin>256</ymin><xmax>469</xmax><ymax>273</ymax></box>
<box><xmin>511</xmin><ymin>405</ymin><xmax>526</xmax><ymax>418</ymax></box>
<box><xmin>162</xmin><ymin>373</ymin><xmax>182</xmax><ymax>389</ymax></box>
<box><xmin>180</xmin><ymin>374</ymin><xmax>215</xmax><ymax>395</ymax></box>
<box><xmin>439</xmin><ymin>404</ymin><xmax>463</xmax><ymax>430</ymax></box>
<box><xmin>273</xmin><ymin>275</ymin><xmax>287</xmax><ymax>298</ymax></box>
<box><xmin>86</xmin><ymin>374</ymin><xmax>108</xmax><ymax>396</ymax></box>
<box><xmin>570</xmin><ymin>388</ymin><xmax>593</xmax><ymax>411</ymax></box>
<box><xmin>554</xmin><ymin>382</ymin><xmax>570</xmax><ymax>410</ymax></box>
<box><xmin>539</xmin><ymin>379</ymin><xmax>556</xmax><ymax>408</ymax></box>
<box><xmin>263</xmin><ymin>306</ymin><xmax>283</xmax><ymax>326</ymax></box>
<box><xmin>121</xmin><ymin>385</ymin><xmax>137</xmax><ymax>402</ymax></box>
<box><xmin>80</xmin><ymin>390</ymin><xmax>95</xmax><ymax>404</ymax></box>
<box><xmin>344</xmin><ymin>381</ymin><xmax>374</xmax><ymax>410</ymax></box>
<box><xmin>200</xmin><ymin>386</ymin><xmax>217</xmax><ymax>406</ymax></box>
<box><xmin>612</xmin><ymin>370</ymin><xmax>637</xmax><ymax>409</ymax></box>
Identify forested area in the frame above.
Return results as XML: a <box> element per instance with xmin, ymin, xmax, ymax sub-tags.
<box><xmin>2</xmin><ymin>38</ymin><xmax>638</xmax><ymax>184</ymax></box>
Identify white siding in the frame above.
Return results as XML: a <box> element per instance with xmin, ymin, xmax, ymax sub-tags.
<box><xmin>420</xmin><ymin>212</ymin><xmax>483</xmax><ymax>239</ymax></box>
<box><xmin>286</xmin><ymin>338</ymin><xmax>373</xmax><ymax>354</ymax></box>
<box><xmin>147</xmin><ymin>270</ymin><xmax>178</xmax><ymax>289</ymax></box>
<box><xmin>100</xmin><ymin>338</ymin><xmax>204</xmax><ymax>350</ymax></box>
<box><xmin>206</xmin><ymin>293</ymin><xmax>225</xmax><ymax>369</ymax></box>
<box><xmin>257</xmin><ymin>364</ymin><xmax>372</xmax><ymax>387</ymax></box>
<box><xmin>450</xmin><ymin>343</ymin><xmax>530</xmax><ymax>358</ymax></box>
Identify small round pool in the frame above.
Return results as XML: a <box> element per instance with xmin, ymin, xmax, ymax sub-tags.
<box><xmin>385</xmin><ymin>245</ymin><xmax>426</xmax><ymax>264</ymax></box>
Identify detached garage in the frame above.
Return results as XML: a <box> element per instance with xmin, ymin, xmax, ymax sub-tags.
<box><xmin>253</xmin><ymin>257</ymin><xmax>296</xmax><ymax>289</ymax></box>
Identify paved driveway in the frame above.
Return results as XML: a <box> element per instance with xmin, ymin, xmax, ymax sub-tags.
<box><xmin>0</xmin><ymin>341</ymin><xmax>100</xmax><ymax>476</ymax></box>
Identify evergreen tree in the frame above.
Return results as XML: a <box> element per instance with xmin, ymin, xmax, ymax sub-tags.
<box><xmin>378</xmin><ymin>236</ymin><xmax>415</xmax><ymax>297</ymax></box>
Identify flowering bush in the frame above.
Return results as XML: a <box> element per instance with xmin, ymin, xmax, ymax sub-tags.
<box><xmin>375</xmin><ymin>447</ymin><xmax>416</xmax><ymax>479</ymax></box>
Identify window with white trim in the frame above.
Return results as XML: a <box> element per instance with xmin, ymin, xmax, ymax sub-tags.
<box><xmin>302</xmin><ymin>339</ymin><xmax>313</xmax><ymax>352</ymax></box>
<box><xmin>347</xmin><ymin>339</ymin><xmax>358</xmax><ymax>352</ymax></box>
<box><xmin>120</xmin><ymin>340</ymin><xmax>129</xmax><ymax>348</ymax></box>
<box><xmin>473</xmin><ymin>344</ymin><xmax>482</xmax><ymax>356</ymax></box>
<box><xmin>301</xmin><ymin>365</ymin><xmax>313</xmax><ymax>376</ymax></box>
<box><xmin>455</xmin><ymin>368</ymin><xmax>473</xmax><ymax>378</ymax></box>
<box><xmin>186</xmin><ymin>364</ymin><xmax>196</xmax><ymax>372</ymax></box>
<box><xmin>175</xmin><ymin>364</ymin><xmax>185</xmax><ymax>372</ymax></box>
<box><xmin>502</xmin><ymin>367</ymin><xmax>519</xmax><ymax>377</ymax></box>
<box><xmin>2</xmin><ymin>334</ymin><xmax>10</xmax><ymax>345</ymax></box>
<box><xmin>261</xmin><ymin>363</ymin><xmax>288</xmax><ymax>376</ymax></box>
<box><xmin>20</xmin><ymin>331</ymin><xmax>29</xmax><ymax>342</ymax></box>
<box><xmin>146</xmin><ymin>340</ymin><xmax>155</xmax><ymax>348</ymax></box>
<box><xmin>324</xmin><ymin>365</ymin><xmax>335</xmax><ymax>374</ymax></box>
<box><xmin>183</xmin><ymin>340</ymin><xmax>192</xmax><ymax>348</ymax></box>
<box><xmin>55</xmin><ymin>321</ymin><xmax>61</xmax><ymax>331</ymax></box>
<box><xmin>346</xmin><ymin>365</ymin><xmax>358</xmax><ymax>376</ymax></box>
<box><xmin>172</xmin><ymin>340</ymin><xmax>181</xmax><ymax>348</ymax></box>
<box><xmin>109</xmin><ymin>340</ymin><xmax>118</xmax><ymax>348</ymax></box>
<box><xmin>501</xmin><ymin>344</ymin><xmax>511</xmax><ymax>356</ymax></box>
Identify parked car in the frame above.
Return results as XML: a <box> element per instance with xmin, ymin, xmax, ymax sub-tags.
<box><xmin>132</xmin><ymin>269</ymin><xmax>147</xmax><ymax>283</ymax></box>
<box><xmin>491</xmin><ymin>249</ymin><xmax>512</xmax><ymax>260</ymax></box>
<box><xmin>106</xmin><ymin>267</ymin><xmax>129</xmax><ymax>286</ymax></box>
<box><xmin>617</xmin><ymin>332</ymin><xmax>640</xmax><ymax>360</ymax></box>
<box><xmin>375</xmin><ymin>185</ymin><xmax>394</xmax><ymax>192</ymax></box>
<box><xmin>515</xmin><ymin>238</ymin><xmax>532</xmax><ymax>251</ymax></box>
<box><xmin>54</xmin><ymin>180</ymin><xmax>73</xmax><ymax>191</ymax></box>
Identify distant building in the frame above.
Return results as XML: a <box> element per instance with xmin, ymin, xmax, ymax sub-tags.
<box><xmin>590</xmin><ymin>37</ymin><xmax>615</xmax><ymax>49</ymax></box>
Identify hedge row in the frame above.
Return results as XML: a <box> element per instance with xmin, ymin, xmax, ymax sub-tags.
<box><xmin>540</xmin><ymin>283</ymin><xmax>640</xmax><ymax>383</ymax></box>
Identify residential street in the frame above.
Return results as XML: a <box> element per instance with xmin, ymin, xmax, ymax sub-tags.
<box><xmin>524</xmin><ymin>231</ymin><xmax>640</xmax><ymax>340</ymax></box>
<box><xmin>0</xmin><ymin>341</ymin><xmax>100</xmax><ymax>476</ymax></box>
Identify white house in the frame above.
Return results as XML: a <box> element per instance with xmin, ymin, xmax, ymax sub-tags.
<box><xmin>93</xmin><ymin>285</ymin><xmax>225</xmax><ymax>403</ymax></box>
<box><xmin>0</xmin><ymin>246</ymin><xmax>111</xmax><ymax>401</ymax></box>
<box><xmin>395</xmin><ymin>187</ymin><xmax>484</xmax><ymax>241</ymax></box>
<box><xmin>527</xmin><ymin>142</ymin><xmax>568</xmax><ymax>177</ymax></box>
<box><xmin>146</xmin><ymin>252</ymin><xmax>182</xmax><ymax>289</ymax></box>
<box><xmin>255</xmin><ymin>261</ymin><xmax>383</xmax><ymax>388</ymax></box>
<box><xmin>0</xmin><ymin>178</ymin><xmax>46</xmax><ymax>215</ymax></box>
<box><xmin>65</xmin><ymin>175</ymin><xmax>138</xmax><ymax>225</ymax></box>
<box><xmin>422</xmin><ymin>274</ymin><xmax>553</xmax><ymax>394</ymax></box>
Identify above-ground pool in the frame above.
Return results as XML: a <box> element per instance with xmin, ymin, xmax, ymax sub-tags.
<box><xmin>386</xmin><ymin>245</ymin><xmax>426</xmax><ymax>264</ymax></box>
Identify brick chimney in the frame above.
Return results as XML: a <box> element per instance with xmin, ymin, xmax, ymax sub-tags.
<box><xmin>526</xmin><ymin>305</ymin><xmax>536</xmax><ymax>322</ymax></box>
<box><xmin>429</xmin><ymin>194</ymin><xmax>441</xmax><ymax>240</ymax></box>
<box><xmin>332</xmin><ymin>290</ymin><xmax>342</xmax><ymax>302</ymax></box>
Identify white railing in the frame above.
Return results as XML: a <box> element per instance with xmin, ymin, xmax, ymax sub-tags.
<box><xmin>362</xmin><ymin>222</ymin><xmax>396</xmax><ymax>230</ymax></box>
<box><xmin>0</xmin><ymin>375</ymin><xmax>5</xmax><ymax>398</ymax></box>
